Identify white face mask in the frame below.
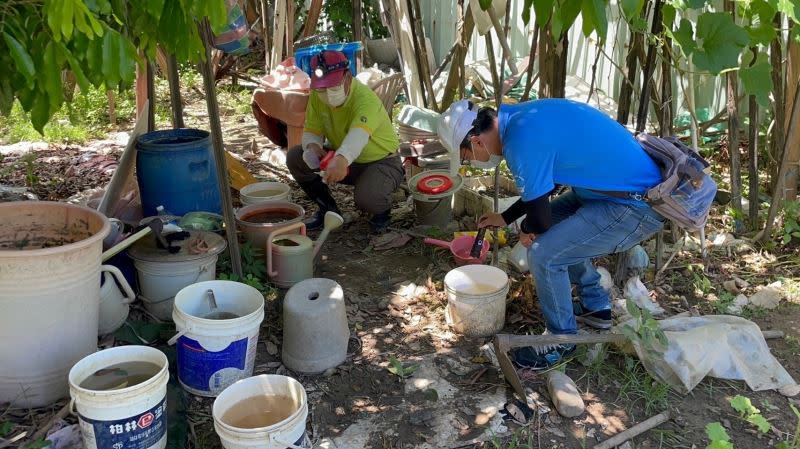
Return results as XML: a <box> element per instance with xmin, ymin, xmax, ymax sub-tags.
<box><xmin>471</xmin><ymin>154</ymin><xmax>503</xmax><ymax>170</ymax></box>
<box><xmin>320</xmin><ymin>84</ymin><xmax>348</xmax><ymax>107</ymax></box>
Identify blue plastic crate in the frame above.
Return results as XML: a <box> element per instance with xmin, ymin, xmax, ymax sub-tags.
<box><xmin>294</xmin><ymin>42</ymin><xmax>363</xmax><ymax>78</ymax></box>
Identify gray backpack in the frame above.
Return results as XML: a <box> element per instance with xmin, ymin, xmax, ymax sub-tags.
<box><xmin>635</xmin><ymin>133</ymin><xmax>717</xmax><ymax>231</ymax></box>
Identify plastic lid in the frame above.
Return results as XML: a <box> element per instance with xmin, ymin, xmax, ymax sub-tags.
<box><xmin>128</xmin><ymin>230</ymin><xmax>227</xmax><ymax>263</ymax></box>
<box><xmin>408</xmin><ymin>169</ymin><xmax>462</xmax><ymax>200</ymax></box>
<box><xmin>417</xmin><ymin>174</ymin><xmax>454</xmax><ymax>194</ymax></box>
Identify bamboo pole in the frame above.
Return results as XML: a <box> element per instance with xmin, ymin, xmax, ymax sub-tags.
<box><xmin>485</xmin><ymin>33</ymin><xmax>502</xmax><ymax>266</ymax></box>
<box><xmin>635</xmin><ymin>0</ymin><xmax>663</xmax><ymax>132</ymax></box>
<box><xmin>166</xmin><ymin>53</ymin><xmax>185</xmax><ymax>129</ymax></box>
<box><xmin>353</xmin><ymin>0</ymin><xmax>363</xmax><ymax>72</ymax></box>
<box><xmin>410</xmin><ymin>0</ymin><xmax>438</xmax><ymax>110</ymax></box>
<box><xmin>199</xmin><ymin>19</ymin><xmax>243</xmax><ymax>277</ymax></box>
<box><xmin>724</xmin><ymin>0</ymin><xmax>743</xmax><ymax>231</ymax></box>
<box><xmin>521</xmin><ymin>24</ymin><xmax>539</xmax><ymax>102</ymax></box>
<box><xmin>441</xmin><ymin>2</ymin><xmax>474</xmax><ymax>110</ymax></box>
<box><xmin>748</xmin><ymin>47</ymin><xmax>760</xmax><ymax>228</ymax></box>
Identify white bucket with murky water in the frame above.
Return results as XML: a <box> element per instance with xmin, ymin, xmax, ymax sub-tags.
<box><xmin>213</xmin><ymin>375</ymin><xmax>309</xmax><ymax>449</ymax></box>
<box><xmin>240</xmin><ymin>182</ymin><xmax>291</xmax><ymax>206</ymax></box>
<box><xmin>171</xmin><ymin>281</ymin><xmax>265</xmax><ymax>397</ymax></box>
<box><xmin>69</xmin><ymin>346</ymin><xmax>169</xmax><ymax>449</ymax></box>
<box><xmin>444</xmin><ymin>265</ymin><xmax>509</xmax><ymax>337</ymax></box>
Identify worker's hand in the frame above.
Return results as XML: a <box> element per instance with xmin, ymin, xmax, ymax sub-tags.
<box><xmin>519</xmin><ymin>232</ymin><xmax>536</xmax><ymax>248</ymax></box>
<box><xmin>322</xmin><ymin>154</ymin><xmax>348</xmax><ymax>184</ymax></box>
<box><xmin>303</xmin><ymin>144</ymin><xmax>326</xmax><ymax>169</ymax></box>
<box><xmin>478</xmin><ymin>212</ymin><xmax>506</xmax><ymax>228</ymax></box>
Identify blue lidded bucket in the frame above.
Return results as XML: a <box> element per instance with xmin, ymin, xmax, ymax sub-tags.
<box><xmin>135</xmin><ymin>128</ymin><xmax>222</xmax><ymax>217</ymax></box>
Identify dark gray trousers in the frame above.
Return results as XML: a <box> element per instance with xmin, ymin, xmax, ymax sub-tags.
<box><xmin>286</xmin><ymin>145</ymin><xmax>404</xmax><ymax>215</ymax></box>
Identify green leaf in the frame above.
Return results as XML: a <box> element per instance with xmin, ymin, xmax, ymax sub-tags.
<box><xmin>730</xmin><ymin>395</ymin><xmax>758</xmax><ymax>416</ymax></box>
<box><xmin>0</xmin><ymin>422</ymin><xmax>12</xmax><ymax>437</ymax></box>
<box><xmin>534</xmin><ymin>0</ymin><xmax>556</xmax><ymax>28</ymax></box>
<box><xmin>101</xmin><ymin>29</ymin><xmax>121</xmax><ymax>86</ymax></box>
<box><xmin>707</xmin><ymin>440</ymin><xmax>734</xmax><ymax>449</ymax></box>
<box><xmin>581</xmin><ymin>0</ymin><xmax>608</xmax><ymax>39</ymax></box>
<box><xmin>30</xmin><ymin>91</ymin><xmax>51</xmax><ymax>134</ymax></box>
<box><xmin>523</xmin><ymin>0</ymin><xmax>535</xmax><ymax>24</ymax></box>
<box><xmin>626</xmin><ymin>298</ymin><xmax>642</xmax><ymax>320</ymax></box>
<box><xmin>777</xmin><ymin>0</ymin><xmax>800</xmax><ymax>23</ymax></box>
<box><xmin>705</xmin><ymin>422</ymin><xmax>731</xmax><ymax>442</ymax></box>
<box><xmin>747</xmin><ymin>413</ymin><xmax>771</xmax><ymax>433</ymax></box>
<box><xmin>672</xmin><ymin>18</ymin><xmax>697</xmax><ymax>56</ymax></box>
<box><xmin>3</xmin><ymin>32</ymin><xmax>36</xmax><ymax>87</ymax></box>
<box><xmin>553</xmin><ymin>0</ymin><xmax>582</xmax><ymax>38</ymax></box>
<box><xmin>692</xmin><ymin>12</ymin><xmax>750</xmax><ymax>74</ymax></box>
<box><xmin>387</xmin><ymin>356</ymin><xmax>404</xmax><ymax>375</ymax></box>
<box><xmin>58</xmin><ymin>42</ymin><xmax>91</xmax><ymax>92</ymax></box>
<box><xmin>750</xmin><ymin>0</ymin><xmax>777</xmax><ymax>22</ymax></box>
<box><xmin>740</xmin><ymin>52</ymin><xmax>773</xmax><ymax>107</ymax></box>
<box><xmin>479</xmin><ymin>0</ymin><xmax>493</xmax><ymax>10</ymax></box>
<box><xmin>746</xmin><ymin>21</ymin><xmax>777</xmax><ymax>46</ymax></box>
<box><xmin>45</xmin><ymin>0</ymin><xmax>63</xmax><ymax>41</ymax></box>
<box><xmin>423</xmin><ymin>388</ymin><xmax>439</xmax><ymax>401</ymax></box>
<box><xmin>25</xmin><ymin>438</ymin><xmax>52</xmax><ymax>449</ymax></box>
<box><xmin>42</xmin><ymin>42</ymin><xmax>64</xmax><ymax>114</ymax></box>
<box><xmin>622</xmin><ymin>0</ymin><xmax>645</xmax><ymax>20</ymax></box>
<box><xmin>61</xmin><ymin>0</ymin><xmax>75</xmax><ymax>40</ymax></box>
<box><xmin>662</xmin><ymin>4</ymin><xmax>676</xmax><ymax>29</ymax></box>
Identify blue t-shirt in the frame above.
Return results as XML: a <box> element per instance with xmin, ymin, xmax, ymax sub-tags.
<box><xmin>499</xmin><ymin>99</ymin><xmax>662</xmax><ymax>206</ymax></box>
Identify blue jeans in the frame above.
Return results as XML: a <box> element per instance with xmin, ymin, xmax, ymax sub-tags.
<box><xmin>527</xmin><ymin>190</ymin><xmax>665</xmax><ymax>334</ymax></box>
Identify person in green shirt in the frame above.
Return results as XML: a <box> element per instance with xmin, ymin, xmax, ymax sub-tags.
<box><xmin>286</xmin><ymin>50</ymin><xmax>404</xmax><ymax>232</ymax></box>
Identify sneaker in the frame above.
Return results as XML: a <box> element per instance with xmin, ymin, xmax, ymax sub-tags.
<box><xmin>511</xmin><ymin>344</ymin><xmax>576</xmax><ymax>370</ymax></box>
<box><xmin>368</xmin><ymin>210</ymin><xmax>391</xmax><ymax>233</ymax></box>
<box><xmin>303</xmin><ymin>210</ymin><xmax>327</xmax><ymax>231</ymax></box>
<box><xmin>573</xmin><ymin>303</ymin><xmax>613</xmax><ymax>330</ymax></box>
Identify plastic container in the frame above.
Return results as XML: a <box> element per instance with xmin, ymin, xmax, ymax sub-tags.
<box><xmin>171</xmin><ymin>281</ymin><xmax>265</xmax><ymax>396</ymax></box>
<box><xmin>0</xmin><ymin>201</ymin><xmax>110</xmax><ymax>407</ymax></box>
<box><xmin>240</xmin><ymin>181</ymin><xmax>291</xmax><ymax>206</ymax></box>
<box><xmin>408</xmin><ymin>170</ymin><xmax>463</xmax><ymax>227</ymax></box>
<box><xmin>136</xmin><ymin>128</ymin><xmax>223</xmax><ymax>216</ymax></box>
<box><xmin>129</xmin><ymin>231</ymin><xmax>227</xmax><ymax>321</ymax></box>
<box><xmin>98</xmin><ymin>265</ymin><xmax>136</xmax><ymax>336</ymax></box>
<box><xmin>235</xmin><ymin>201</ymin><xmax>305</xmax><ymax>251</ymax></box>
<box><xmin>294</xmin><ymin>41</ymin><xmax>362</xmax><ymax>77</ymax></box>
<box><xmin>444</xmin><ymin>265</ymin><xmax>509</xmax><ymax>337</ymax></box>
<box><xmin>213</xmin><ymin>375</ymin><xmax>309</xmax><ymax>449</ymax></box>
<box><xmin>282</xmin><ymin>279</ymin><xmax>349</xmax><ymax>374</ymax></box>
<box><xmin>69</xmin><ymin>346</ymin><xmax>169</xmax><ymax>449</ymax></box>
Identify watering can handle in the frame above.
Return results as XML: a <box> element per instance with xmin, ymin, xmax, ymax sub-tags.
<box><xmin>423</xmin><ymin>237</ymin><xmax>452</xmax><ymax>250</ymax></box>
<box><xmin>101</xmin><ymin>265</ymin><xmax>136</xmax><ymax>304</ymax></box>
<box><xmin>266</xmin><ymin>222</ymin><xmax>307</xmax><ymax>277</ymax></box>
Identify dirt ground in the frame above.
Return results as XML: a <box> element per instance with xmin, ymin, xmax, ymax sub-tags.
<box><xmin>1</xmin><ymin>82</ymin><xmax>799</xmax><ymax>449</ymax></box>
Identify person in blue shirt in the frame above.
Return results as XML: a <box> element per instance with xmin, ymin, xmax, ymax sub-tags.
<box><xmin>438</xmin><ymin>99</ymin><xmax>665</xmax><ymax>369</ymax></box>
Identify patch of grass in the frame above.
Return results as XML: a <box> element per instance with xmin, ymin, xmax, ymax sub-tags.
<box><xmin>740</xmin><ymin>305</ymin><xmax>769</xmax><ymax>319</ymax></box>
<box><xmin>711</xmin><ymin>291</ymin><xmax>736</xmax><ymax>314</ymax></box>
<box><xmin>618</xmin><ymin>356</ymin><xmax>670</xmax><ymax>416</ymax></box>
<box><xmin>489</xmin><ymin>428</ymin><xmax>535</xmax><ymax>449</ymax></box>
<box><xmin>785</xmin><ymin>335</ymin><xmax>800</xmax><ymax>356</ymax></box>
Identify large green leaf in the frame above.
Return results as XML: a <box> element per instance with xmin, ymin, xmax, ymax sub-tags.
<box><xmin>479</xmin><ymin>0</ymin><xmax>493</xmax><ymax>10</ymax></box>
<box><xmin>622</xmin><ymin>0</ymin><xmax>645</xmax><ymax>20</ymax></box>
<box><xmin>523</xmin><ymin>0</ymin><xmax>535</xmax><ymax>25</ymax></box>
<box><xmin>692</xmin><ymin>12</ymin><xmax>750</xmax><ymax>74</ymax></box>
<box><xmin>534</xmin><ymin>0</ymin><xmax>556</xmax><ymax>28</ymax></box>
<box><xmin>581</xmin><ymin>0</ymin><xmax>608</xmax><ymax>38</ymax></box>
<box><xmin>42</xmin><ymin>42</ymin><xmax>64</xmax><ymax>113</ymax></box>
<box><xmin>671</xmin><ymin>18</ymin><xmax>697</xmax><ymax>56</ymax></box>
<box><xmin>3</xmin><ymin>32</ymin><xmax>36</xmax><ymax>87</ymax></box>
<box><xmin>705</xmin><ymin>422</ymin><xmax>731</xmax><ymax>443</ymax></box>
<box><xmin>746</xmin><ymin>21</ymin><xmax>777</xmax><ymax>45</ymax></box>
<box><xmin>777</xmin><ymin>0</ymin><xmax>800</xmax><ymax>23</ymax></box>
<box><xmin>553</xmin><ymin>0</ymin><xmax>582</xmax><ymax>38</ymax></box>
<box><xmin>30</xmin><ymin>92</ymin><xmax>51</xmax><ymax>134</ymax></box>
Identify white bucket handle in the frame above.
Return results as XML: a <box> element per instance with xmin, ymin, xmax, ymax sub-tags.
<box><xmin>273</xmin><ymin>435</ymin><xmax>314</xmax><ymax>449</ymax></box>
<box><xmin>167</xmin><ymin>330</ymin><xmax>187</xmax><ymax>346</ymax></box>
<box><xmin>101</xmin><ymin>264</ymin><xmax>136</xmax><ymax>304</ymax></box>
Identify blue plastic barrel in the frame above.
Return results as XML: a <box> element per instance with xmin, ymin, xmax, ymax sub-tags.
<box><xmin>135</xmin><ymin>128</ymin><xmax>222</xmax><ymax>217</ymax></box>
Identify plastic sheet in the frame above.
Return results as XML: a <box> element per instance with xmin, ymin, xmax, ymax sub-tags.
<box><xmin>626</xmin><ymin>315</ymin><xmax>796</xmax><ymax>393</ymax></box>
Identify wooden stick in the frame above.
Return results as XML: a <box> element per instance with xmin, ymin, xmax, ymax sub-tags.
<box><xmin>302</xmin><ymin>0</ymin><xmax>323</xmax><ymax>39</ymax></box>
<box><xmin>29</xmin><ymin>402</ymin><xmax>71</xmax><ymax>444</ymax></box>
<box><xmin>762</xmin><ymin>330</ymin><xmax>785</xmax><ymax>339</ymax></box>
<box><xmin>102</xmin><ymin>227</ymin><xmax>152</xmax><ymax>262</ymax></box>
<box><xmin>594</xmin><ymin>411</ymin><xmax>670</xmax><ymax>449</ymax></box>
<box><xmin>0</xmin><ymin>431</ymin><xmax>26</xmax><ymax>449</ymax></box>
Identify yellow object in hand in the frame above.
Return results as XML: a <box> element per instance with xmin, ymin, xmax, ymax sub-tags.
<box><xmin>454</xmin><ymin>229</ymin><xmax>507</xmax><ymax>246</ymax></box>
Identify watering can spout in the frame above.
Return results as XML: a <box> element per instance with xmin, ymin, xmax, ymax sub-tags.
<box><xmin>313</xmin><ymin>211</ymin><xmax>344</xmax><ymax>257</ymax></box>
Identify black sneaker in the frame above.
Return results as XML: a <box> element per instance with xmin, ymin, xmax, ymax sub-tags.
<box><xmin>368</xmin><ymin>210</ymin><xmax>391</xmax><ymax>233</ymax></box>
<box><xmin>511</xmin><ymin>344</ymin><xmax>577</xmax><ymax>370</ymax></box>
<box><xmin>303</xmin><ymin>210</ymin><xmax>327</xmax><ymax>231</ymax></box>
<box><xmin>573</xmin><ymin>303</ymin><xmax>613</xmax><ymax>330</ymax></box>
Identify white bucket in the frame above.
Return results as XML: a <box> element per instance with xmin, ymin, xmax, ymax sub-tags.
<box><xmin>135</xmin><ymin>256</ymin><xmax>218</xmax><ymax>321</ymax></box>
<box><xmin>171</xmin><ymin>281</ymin><xmax>265</xmax><ymax>397</ymax></box>
<box><xmin>240</xmin><ymin>182</ymin><xmax>291</xmax><ymax>206</ymax></box>
<box><xmin>98</xmin><ymin>265</ymin><xmax>136</xmax><ymax>336</ymax></box>
<box><xmin>69</xmin><ymin>346</ymin><xmax>169</xmax><ymax>449</ymax></box>
<box><xmin>213</xmin><ymin>375</ymin><xmax>309</xmax><ymax>449</ymax></box>
<box><xmin>444</xmin><ymin>265</ymin><xmax>509</xmax><ymax>337</ymax></box>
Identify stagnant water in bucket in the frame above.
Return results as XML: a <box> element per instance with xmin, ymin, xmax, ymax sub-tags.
<box><xmin>241</xmin><ymin>210</ymin><xmax>298</xmax><ymax>224</ymax></box>
<box><xmin>222</xmin><ymin>395</ymin><xmax>296</xmax><ymax>428</ymax></box>
<box><xmin>274</xmin><ymin>238</ymin><xmax>299</xmax><ymax>247</ymax></box>
<box><xmin>202</xmin><ymin>311</ymin><xmax>241</xmax><ymax>320</ymax></box>
<box><xmin>79</xmin><ymin>361</ymin><xmax>161</xmax><ymax>391</ymax></box>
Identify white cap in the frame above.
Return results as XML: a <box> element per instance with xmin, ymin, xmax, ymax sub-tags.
<box><xmin>437</xmin><ymin>100</ymin><xmax>478</xmax><ymax>174</ymax></box>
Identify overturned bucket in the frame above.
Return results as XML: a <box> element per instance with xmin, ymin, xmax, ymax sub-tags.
<box><xmin>444</xmin><ymin>265</ymin><xmax>509</xmax><ymax>337</ymax></box>
<box><xmin>408</xmin><ymin>170</ymin><xmax>462</xmax><ymax>227</ymax></box>
<box><xmin>213</xmin><ymin>375</ymin><xmax>309</xmax><ymax>449</ymax></box>
<box><xmin>171</xmin><ymin>281</ymin><xmax>265</xmax><ymax>397</ymax></box>
<box><xmin>69</xmin><ymin>346</ymin><xmax>169</xmax><ymax>449</ymax></box>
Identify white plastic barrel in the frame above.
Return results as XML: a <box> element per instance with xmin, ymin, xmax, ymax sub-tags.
<box><xmin>240</xmin><ymin>182</ymin><xmax>291</xmax><ymax>206</ymax></box>
<box><xmin>213</xmin><ymin>375</ymin><xmax>309</xmax><ymax>449</ymax></box>
<box><xmin>69</xmin><ymin>346</ymin><xmax>169</xmax><ymax>449</ymax></box>
<box><xmin>172</xmin><ymin>281</ymin><xmax>265</xmax><ymax>396</ymax></box>
<box><xmin>444</xmin><ymin>265</ymin><xmax>509</xmax><ymax>337</ymax></box>
<box><xmin>0</xmin><ymin>201</ymin><xmax>110</xmax><ymax>407</ymax></box>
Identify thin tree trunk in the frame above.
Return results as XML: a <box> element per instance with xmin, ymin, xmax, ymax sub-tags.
<box><xmin>725</xmin><ymin>0</ymin><xmax>743</xmax><ymax>230</ymax></box>
<box><xmin>748</xmin><ymin>94</ymin><xmax>759</xmax><ymax>227</ymax></box>
<box><xmin>538</xmin><ymin>27</ymin><xmax>552</xmax><ymax>98</ymax></box>
<box><xmin>617</xmin><ymin>4</ymin><xmax>647</xmax><ymax>124</ymax></box>
<box><xmin>441</xmin><ymin>1</ymin><xmax>474</xmax><ymax>110</ymax></box>
<box><xmin>409</xmin><ymin>0</ymin><xmax>438</xmax><ymax>110</ymax></box>
<box><xmin>353</xmin><ymin>0</ymin><xmax>363</xmax><ymax>72</ymax></box>
<box><xmin>769</xmin><ymin>13</ymin><xmax>784</xmax><ymax>186</ymax></box>
<box><xmin>635</xmin><ymin>0</ymin><xmax>664</xmax><ymax>132</ymax></box>
<box><xmin>660</xmin><ymin>37</ymin><xmax>673</xmax><ymax>136</ymax></box>
<box><xmin>521</xmin><ymin>24</ymin><xmax>539</xmax><ymax>102</ymax></box>
<box><xmin>302</xmin><ymin>0</ymin><xmax>324</xmax><ymax>39</ymax></box>
<box><xmin>261</xmin><ymin>0</ymin><xmax>271</xmax><ymax>71</ymax></box>
<box><xmin>784</xmin><ymin>37</ymin><xmax>800</xmax><ymax>199</ymax></box>
<box><xmin>554</xmin><ymin>33</ymin><xmax>568</xmax><ymax>98</ymax></box>
<box><xmin>166</xmin><ymin>53</ymin><xmax>185</xmax><ymax>129</ymax></box>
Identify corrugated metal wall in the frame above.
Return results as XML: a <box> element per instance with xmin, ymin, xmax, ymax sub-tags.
<box><xmin>416</xmin><ymin>0</ymin><xmax>726</xmax><ymax>121</ymax></box>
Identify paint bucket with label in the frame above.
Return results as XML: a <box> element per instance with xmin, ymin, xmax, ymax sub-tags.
<box><xmin>69</xmin><ymin>346</ymin><xmax>169</xmax><ymax>449</ymax></box>
<box><xmin>170</xmin><ymin>281</ymin><xmax>265</xmax><ymax>396</ymax></box>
